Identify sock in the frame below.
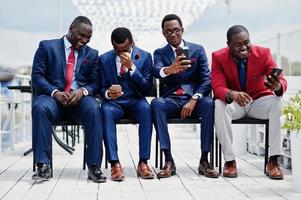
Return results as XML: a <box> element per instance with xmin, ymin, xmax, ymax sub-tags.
<box><xmin>163</xmin><ymin>149</ymin><xmax>174</xmax><ymax>162</ymax></box>
<box><xmin>139</xmin><ymin>159</ymin><xmax>148</xmax><ymax>164</ymax></box>
<box><xmin>200</xmin><ymin>152</ymin><xmax>209</xmax><ymax>162</ymax></box>
<box><xmin>269</xmin><ymin>155</ymin><xmax>279</xmax><ymax>162</ymax></box>
<box><xmin>110</xmin><ymin>160</ymin><xmax>119</xmax><ymax>167</ymax></box>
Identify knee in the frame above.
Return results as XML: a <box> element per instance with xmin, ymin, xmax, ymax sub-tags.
<box><xmin>198</xmin><ymin>97</ymin><xmax>214</xmax><ymax>112</ymax></box>
<box><xmin>101</xmin><ymin>104</ymin><xmax>115</xmax><ymax>117</ymax></box>
<box><xmin>214</xmin><ymin>99</ymin><xmax>226</xmax><ymax>113</ymax></box>
<box><xmin>32</xmin><ymin>102</ymin><xmax>51</xmax><ymax>116</ymax></box>
<box><xmin>151</xmin><ymin>97</ymin><xmax>165</xmax><ymax>111</ymax></box>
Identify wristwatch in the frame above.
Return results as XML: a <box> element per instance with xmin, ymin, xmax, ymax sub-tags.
<box><xmin>81</xmin><ymin>87</ymin><xmax>89</xmax><ymax>96</ymax></box>
<box><xmin>192</xmin><ymin>94</ymin><xmax>200</xmax><ymax>100</ymax></box>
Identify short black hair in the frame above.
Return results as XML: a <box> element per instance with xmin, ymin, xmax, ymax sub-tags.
<box><xmin>111</xmin><ymin>27</ymin><xmax>133</xmax><ymax>44</ymax></box>
<box><xmin>227</xmin><ymin>25</ymin><xmax>249</xmax><ymax>42</ymax></box>
<box><xmin>161</xmin><ymin>14</ymin><xmax>183</xmax><ymax>30</ymax></box>
<box><xmin>70</xmin><ymin>16</ymin><xmax>92</xmax><ymax>28</ymax></box>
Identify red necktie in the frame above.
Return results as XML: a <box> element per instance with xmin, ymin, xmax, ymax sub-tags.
<box><xmin>65</xmin><ymin>47</ymin><xmax>75</xmax><ymax>92</ymax></box>
<box><xmin>120</xmin><ymin>64</ymin><xmax>127</xmax><ymax>76</ymax></box>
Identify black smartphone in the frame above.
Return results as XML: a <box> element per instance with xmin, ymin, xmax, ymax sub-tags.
<box><xmin>270</xmin><ymin>68</ymin><xmax>283</xmax><ymax>77</ymax></box>
<box><xmin>176</xmin><ymin>46</ymin><xmax>190</xmax><ymax>60</ymax></box>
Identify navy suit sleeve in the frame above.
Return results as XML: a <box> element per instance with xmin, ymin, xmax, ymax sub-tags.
<box><xmin>98</xmin><ymin>56</ymin><xmax>109</xmax><ymax>98</ymax></box>
<box><xmin>153</xmin><ymin>49</ymin><xmax>165</xmax><ymax>78</ymax></box>
<box><xmin>130</xmin><ymin>52</ymin><xmax>153</xmax><ymax>95</ymax></box>
<box><xmin>31</xmin><ymin>41</ymin><xmax>57</xmax><ymax>96</ymax></box>
<box><xmin>82</xmin><ymin>50</ymin><xmax>99</xmax><ymax>96</ymax></box>
<box><xmin>195</xmin><ymin>46</ymin><xmax>211</xmax><ymax>96</ymax></box>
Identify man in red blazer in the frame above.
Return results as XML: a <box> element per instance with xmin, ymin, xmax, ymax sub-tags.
<box><xmin>211</xmin><ymin>25</ymin><xmax>287</xmax><ymax>180</ymax></box>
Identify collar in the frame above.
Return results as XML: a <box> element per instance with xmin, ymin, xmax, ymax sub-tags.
<box><xmin>63</xmin><ymin>36</ymin><xmax>77</xmax><ymax>52</ymax></box>
<box><xmin>169</xmin><ymin>40</ymin><xmax>185</xmax><ymax>52</ymax></box>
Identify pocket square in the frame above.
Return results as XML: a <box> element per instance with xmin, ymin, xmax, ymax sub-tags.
<box><xmin>83</xmin><ymin>58</ymin><xmax>90</xmax><ymax>65</ymax></box>
<box><xmin>190</xmin><ymin>57</ymin><xmax>197</xmax><ymax>64</ymax></box>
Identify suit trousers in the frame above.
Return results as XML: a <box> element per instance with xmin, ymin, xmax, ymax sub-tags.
<box><xmin>32</xmin><ymin>95</ymin><xmax>103</xmax><ymax>167</ymax></box>
<box><xmin>101</xmin><ymin>98</ymin><xmax>152</xmax><ymax>161</ymax></box>
<box><xmin>214</xmin><ymin>95</ymin><xmax>283</xmax><ymax>161</ymax></box>
<box><xmin>151</xmin><ymin>95</ymin><xmax>214</xmax><ymax>153</ymax></box>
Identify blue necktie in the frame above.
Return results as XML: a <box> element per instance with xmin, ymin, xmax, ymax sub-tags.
<box><xmin>237</xmin><ymin>59</ymin><xmax>246</xmax><ymax>91</ymax></box>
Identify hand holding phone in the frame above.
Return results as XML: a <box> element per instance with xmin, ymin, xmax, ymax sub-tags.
<box><xmin>176</xmin><ymin>46</ymin><xmax>190</xmax><ymax>60</ymax></box>
<box><xmin>110</xmin><ymin>84</ymin><xmax>122</xmax><ymax>92</ymax></box>
<box><xmin>270</xmin><ymin>67</ymin><xmax>283</xmax><ymax>77</ymax></box>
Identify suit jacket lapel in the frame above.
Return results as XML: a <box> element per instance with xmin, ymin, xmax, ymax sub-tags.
<box><xmin>132</xmin><ymin>47</ymin><xmax>140</xmax><ymax>69</ymax></box>
<box><xmin>110</xmin><ymin>52</ymin><xmax>118</xmax><ymax>83</ymax></box>
<box><xmin>164</xmin><ymin>45</ymin><xmax>175</xmax><ymax>65</ymax></box>
<box><xmin>75</xmin><ymin>48</ymin><xmax>83</xmax><ymax>76</ymax></box>
<box><xmin>58</xmin><ymin>38</ymin><xmax>66</xmax><ymax>79</ymax></box>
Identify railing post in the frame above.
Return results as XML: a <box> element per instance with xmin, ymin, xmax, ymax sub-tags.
<box><xmin>10</xmin><ymin>91</ymin><xmax>16</xmax><ymax>150</ymax></box>
<box><xmin>0</xmin><ymin>82</ymin><xmax>2</xmax><ymax>155</ymax></box>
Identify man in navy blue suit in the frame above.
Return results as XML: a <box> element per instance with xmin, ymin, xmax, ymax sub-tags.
<box><xmin>31</xmin><ymin>16</ymin><xmax>106</xmax><ymax>183</ymax></box>
<box><xmin>152</xmin><ymin>14</ymin><xmax>218</xmax><ymax>178</ymax></box>
<box><xmin>99</xmin><ymin>27</ymin><xmax>154</xmax><ymax>181</ymax></box>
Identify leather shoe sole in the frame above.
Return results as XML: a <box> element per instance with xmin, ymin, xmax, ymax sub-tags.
<box><xmin>198</xmin><ymin>168</ymin><xmax>219</xmax><ymax>178</ymax></box>
<box><xmin>157</xmin><ymin>170</ymin><xmax>176</xmax><ymax>178</ymax></box>
<box><xmin>88</xmin><ymin>175</ymin><xmax>107</xmax><ymax>183</ymax></box>
<box><xmin>266</xmin><ymin>171</ymin><xmax>283</xmax><ymax>180</ymax></box>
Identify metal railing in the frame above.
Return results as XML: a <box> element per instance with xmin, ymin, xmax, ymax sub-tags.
<box><xmin>257</xmin><ymin>29</ymin><xmax>301</xmax><ymax>76</ymax></box>
<box><xmin>0</xmin><ymin>75</ymin><xmax>31</xmax><ymax>155</ymax></box>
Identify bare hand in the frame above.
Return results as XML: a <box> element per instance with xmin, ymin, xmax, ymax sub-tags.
<box><xmin>66</xmin><ymin>89</ymin><xmax>84</xmax><ymax>106</ymax></box>
<box><xmin>108</xmin><ymin>85</ymin><xmax>123</xmax><ymax>100</ymax></box>
<box><xmin>264</xmin><ymin>74</ymin><xmax>281</xmax><ymax>92</ymax></box>
<box><xmin>181</xmin><ymin>99</ymin><xmax>197</xmax><ymax>119</ymax></box>
<box><xmin>119</xmin><ymin>52</ymin><xmax>133</xmax><ymax>70</ymax></box>
<box><xmin>53</xmin><ymin>91</ymin><xmax>71</xmax><ymax>106</ymax></box>
<box><xmin>231</xmin><ymin>91</ymin><xmax>252</xmax><ymax>107</ymax></box>
<box><xmin>164</xmin><ymin>55</ymin><xmax>191</xmax><ymax>75</ymax></box>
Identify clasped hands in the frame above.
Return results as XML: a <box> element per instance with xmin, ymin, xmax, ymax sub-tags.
<box><xmin>164</xmin><ymin>55</ymin><xmax>191</xmax><ymax>75</ymax></box>
<box><xmin>54</xmin><ymin>89</ymin><xmax>83</xmax><ymax>107</ymax></box>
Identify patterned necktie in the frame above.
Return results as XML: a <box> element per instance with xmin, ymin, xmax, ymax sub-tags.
<box><xmin>65</xmin><ymin>47</ymin><xmax>75</xmax><ymax>92</ymax></box>
<box><xmin>237</xmin><ymin>59</ymin><xmax>246</xmax><ymax>91</ymax></box>
<box><xmin>120</xmin><ymin>64</ymin><xmax>127</xmax><ymax>76</ymax></box>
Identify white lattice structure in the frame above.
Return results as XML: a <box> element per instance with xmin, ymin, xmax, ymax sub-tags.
<box><xmin>73</xmin><ymin>0</ymin><xmax>216</xmax><ymax>53</ymax></box>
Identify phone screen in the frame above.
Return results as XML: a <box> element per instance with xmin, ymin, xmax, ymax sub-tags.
<box><xmin>271</xmin><ymin>68</ymin><xmax>283</xmax><ymax>77</ymax></box>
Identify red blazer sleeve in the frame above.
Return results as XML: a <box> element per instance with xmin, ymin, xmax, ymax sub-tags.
<box><xmin>211</xmin><ymin>51</ymin><xmax>229</xmax><ymax>102</ymax></box>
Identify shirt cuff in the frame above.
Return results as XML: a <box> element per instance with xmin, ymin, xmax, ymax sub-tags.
<box><xmin>51</xmin><ymin>89</ymin><xmax>59</xmax><ymax>98</ymax></box>
<box><xmin>105</xmin><ymin>90</ymin><xmax>111</xmax><ymax>100</ymax></box>
<box><xmin>81</xmin><ymin>87</ymin><xmax>89</xmax><ymax>96</ymax></box>
<box><xmin>194</xmin><ymin>93</ymin><xmax>203</xmax><ymax>99</ymax></box>
<box><xmin>129</xmin><ymin>64</ymin><xmax>136</xmax><ymax>75</ymax></box>
<box><xmin>160</xmin><ymin>67</ymin><xmax>168</xmax><ymax>78</ymax></box>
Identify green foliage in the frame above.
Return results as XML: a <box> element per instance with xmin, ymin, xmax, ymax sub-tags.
<box><xmin>282</xmin><ymin>91</ymin><xmax>301</xmax><ymax>133</ymax></box>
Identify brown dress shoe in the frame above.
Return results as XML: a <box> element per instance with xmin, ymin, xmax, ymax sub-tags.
<box><xmin>111</xmin><ymin>163</ymin><xmax>125</xmax><ymax>181</ymax></box>
<box><xmin>137</xmin><ymin>162</ymin><xmax>154</xmax><ymax>179</ymax></box>
<box><xmin>198</xmin><ymin>160</ymin><xmax>219</xmax><ymax>178</ymax></box>
<box><xmin>157</xmin><ymin>161</ymin><xmax>176</xmax><ymax>178</ymax></box>
<box><xmin>266</xmin><ymin>159</ymin><xmax>283</xmax><ymax>180</ymax></box>
<box><xmin>223</xmin><ymin>160</ymin><xmax>237</xmax><ymax>178</ymax></box>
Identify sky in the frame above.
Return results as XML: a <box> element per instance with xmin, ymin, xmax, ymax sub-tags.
<box><xmin>0</xmin><ymin>0</ymin><xmax>300</xmax><ymax>69</ymax></box>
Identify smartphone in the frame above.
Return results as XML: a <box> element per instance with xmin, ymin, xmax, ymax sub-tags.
<box><xmin>176</xmin><ymin>46</ymin><xmax>190</xmax><ymax>60</ymax></box>
<box><xmin>270</xmin><ymin>68</ymin><xmax>283</xmax><ymax>77</ymax></box>
<box><xmin>110</xmin><ymin>84</ymin><xmax>122</xmax><ymax>92</ymax></box>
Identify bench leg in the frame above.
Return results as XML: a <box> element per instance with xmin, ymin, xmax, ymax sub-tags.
<box><xmin>264</xmin><ymin>122</ymin><xmax>269</xmax><ymax>174</ymax></box>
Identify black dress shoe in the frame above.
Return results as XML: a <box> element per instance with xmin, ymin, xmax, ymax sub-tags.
<box><xmin>88</xmin><ymin>166</ymin><xmax>107</xmax><ymax>183</ymax></box>
<box><xmin>198</xmin><ymin>160</ymin><xmax>219</xmax><ymax>178</ymax></box>
<box><xmin>157</xmin><ymin>161</ymin><xmax>176</xmax><ymax>178</ymax></box>
<box><xmin>32</xmin><ymin>164</ymin><xmax>51</xmax><ymax>181</ymax></box>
